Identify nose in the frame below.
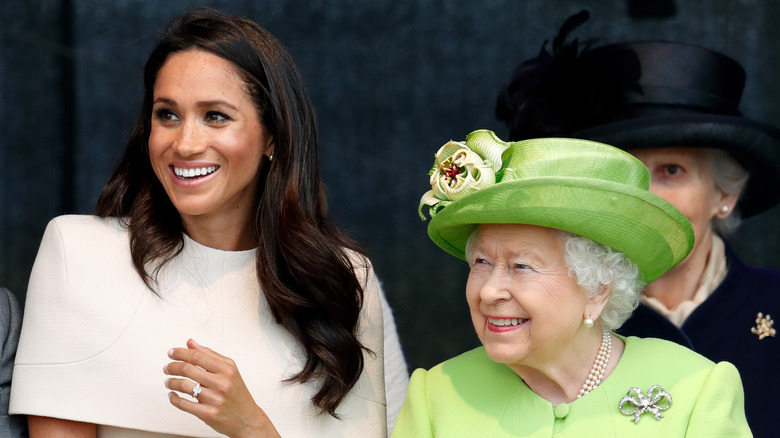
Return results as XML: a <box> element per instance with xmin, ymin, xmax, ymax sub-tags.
<box><xmin>172</xmin><ymin>119</ymin><xmax>208</xmax><ymax>157</ymax></box>
<box><xmin>479</xmin><ymin>267</ymin><xmax>512</xmax><ymax>303</ymax></box>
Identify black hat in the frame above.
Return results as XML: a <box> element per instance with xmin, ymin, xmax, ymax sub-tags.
<box><xmin>496</xmin><ymin>10</ymin><xmax>780</xmax><ymax>217</ymax></box>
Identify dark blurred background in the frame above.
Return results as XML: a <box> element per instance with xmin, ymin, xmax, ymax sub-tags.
<box><xmin>2</xmin><ymin>0</ymin><xmax>779</xmax><ymax>372</ymax></box>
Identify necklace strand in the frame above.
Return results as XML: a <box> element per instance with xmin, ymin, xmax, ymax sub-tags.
<box><xmin>577</xmin><ymin>329</ymin><xmax>612</xmax><ymax>398</ymax></box>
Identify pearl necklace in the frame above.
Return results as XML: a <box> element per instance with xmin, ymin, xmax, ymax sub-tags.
<box><xmin>577</xmin><ymin>329</ymin><xmax>612</xmax><ymax>398</ymax></box>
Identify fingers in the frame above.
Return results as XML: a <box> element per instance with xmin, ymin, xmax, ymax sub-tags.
<box><xmin>165</xmin><ymin>377</ymin><xmax>208</xmax><ymax>403</ymax></box>
<box><xmin>168</xmin><ymin>390</ymin><xmax>215</xmax><ymax>418</ymax></box>
<box><xmin>164</xmin><ymin>339</ymin><xmax>234</xmax><ymax>400</ymax></box>
<box><xmin>164</xmin><ymin>355</ymin><xmax>213</xmax><ymax>389</ymax></box>
<box><xmin>164</xmin><ymin>341</ymin><xmax>273</xmax><ymax>437</ymax></box>
<box><xmin>187</xmin><ymin>338</ymin><xmax>231</xmax><ymax>362</ymax></box>
<box><xmin>169</xmin><ymin>339</ymin><xmax>233</xmax><ymax>375</ymax></box>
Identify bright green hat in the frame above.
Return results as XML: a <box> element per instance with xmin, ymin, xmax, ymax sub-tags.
<box><xmin>418</xmin><ymin>129</ymin><xmax>694</xmax><ymax>283</ymax></box>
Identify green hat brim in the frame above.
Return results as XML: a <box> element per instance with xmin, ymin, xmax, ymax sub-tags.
<box><xmin>427</xmin><ymin>176</ymin><xmax>694</xmax><ymax>283</ymax></box>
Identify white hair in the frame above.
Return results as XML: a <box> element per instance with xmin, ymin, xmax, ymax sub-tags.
<box><xmin>706</xmin><ymin>148</ymin><xmax>748</xmax><ymax>235</ymax></box>
<box><xmin>559</xmin><ymin>232</ymin><xmax>644</xmax><ymax>331</ymax></box>
<box><xmin>464</xmin><ymin>227</ymin><xmax>644</xmax><ymax>330</ymax></box>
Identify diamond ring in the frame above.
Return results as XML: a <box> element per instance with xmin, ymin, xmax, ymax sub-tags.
<box><xmin>192</xmin><ymin>382</ymin><xmax>202</xmax><ymax>399</ymax></box>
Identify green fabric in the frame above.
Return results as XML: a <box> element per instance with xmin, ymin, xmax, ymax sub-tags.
<box><xmin>392</xmin><ymin>336</ymin><xmax>751</xmax><ymax>437</ymax></box>
<box><xmin>419</xmin><ymin>130</ymin><xmax>694</xmax><ymax>283</ymax></box>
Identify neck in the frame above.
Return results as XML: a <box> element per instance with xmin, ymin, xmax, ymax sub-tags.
<box><xmin>511</xmin><ymin>328</ymin><xmax>624</xmax><ymax>405</ymax></box>
<box><xmin>180</xmin><ymin>211</ymin><xmax>256</xmax><ymax>251</ymax></box>
<box><xmin>644</xmin><ymin>229</ymin><xmax>713</xmax><ymax>309</ymax></box>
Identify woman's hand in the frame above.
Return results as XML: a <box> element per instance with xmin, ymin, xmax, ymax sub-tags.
<box><xmin>164</xmin><ymin>339</ymin><xmax>281</xmax><ymax>438</ymax></box>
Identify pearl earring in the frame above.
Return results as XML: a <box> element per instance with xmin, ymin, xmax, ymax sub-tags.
<box><xmin>269</xmin><ymin>151</ymin><xmax>275</xmax><ymax>162</ymax></box>
<box><xmin>583</xmin><ymin>315</ymin><xmax>594</xmax><ymax>328</ymax></box>
<box><xmin>720</xmin><ymin>205</ymin><xmax>729</xmax><ymax>213</ymax></box>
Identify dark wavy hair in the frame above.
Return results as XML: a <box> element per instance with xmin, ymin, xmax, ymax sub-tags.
<box><xmin>95</xmin><ymin>7</ymin><xmax>367</xmax><ymax>416</ymax></box>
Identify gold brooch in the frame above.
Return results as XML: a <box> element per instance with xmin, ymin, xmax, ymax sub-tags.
<box><xmin>751</xmin><ymin>313</ymin><xmax>776</xmax><ymax>340</ymax></box>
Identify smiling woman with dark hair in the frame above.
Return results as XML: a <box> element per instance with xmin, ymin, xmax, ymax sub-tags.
<box><xmin>8</xmin><ymin>8</ymin><xmax>406</xmax><ymax>438</ymax></box>
<box><xmin>392</xmin><ymin>130</ymin><xmax>751</xmax><ymax>437</ymax></box>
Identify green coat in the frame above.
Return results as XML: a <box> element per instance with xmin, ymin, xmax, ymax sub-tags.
<box><xmin>392</xmin><ymin>336</ymin><xmax>751</xmax><ymax>437</ymax></box>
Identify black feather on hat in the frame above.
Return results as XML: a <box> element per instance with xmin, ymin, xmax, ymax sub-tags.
<box><xmin>496</xmin><ymin>10</ymin><xmax>780</xmax><ymax>217</ymax></box>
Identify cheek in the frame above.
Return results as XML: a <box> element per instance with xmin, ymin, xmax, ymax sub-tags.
<box><xmin>147</xmin><ymin>128</ymin><xmax>169</xmax><ymax>161</ymax></box>
<box><xmin>537</xmin><ymin>278</ymin><xmax>585</xmax><ymax>317</ymax></box>
<box><xmin>147</xmin><ymin>130</ymin><xmax>169</xmax><ymax>177</ymax></box>
<box><xmin>649</xmin><ymin>184</ymin><xmax>701</xmax><ymax>221</ymax></box>
<box><xmin>465</xmin><ymin>277</ymin><xmax>485</xmax><ymax>329</ymax></box>
<box><xmin>465</xmin><ymin>280</ymin><xmax>480</xmax><ymax>314</ymax></box>
<box><xmin>229</xmin><ymin>135</ymin><xmax>265</xmax><ymax>171</ymax></box>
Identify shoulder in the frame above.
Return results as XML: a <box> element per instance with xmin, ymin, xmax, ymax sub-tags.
<box><xmin>31</xmin><ymin>215</ymin><xmax>131</xmax><ymax>290</ymax></box>
<box><xmin>724</xmin><ymin>246</ymin><xmax>780</xmax><ymax>287</ymax></box>
<box><xmin>616</xmin><ymin>337</ymin><xmax>744</xmax><ymax>411</ymax></box>
<box><xmin>414</xmin><ymin>347</ymin><xmax>519</xmax><ymax>397</ymax></box>
<box><xmin>43</xmin><ymin>214</ymin><xmax>126</xmax><ymax>245</ymax></box>
<box><xmin>618</xmin><ymin>336</ymin><xmax>742</xmax><ymax>393</ymax></box>
<box><xmin>623</xmin><ymin>336</ymin><xmax>714</xmax><ymax>368</ymax></box>
<box><xmin>343</xmin><ymin>248</ymin><xmax>373</xmax><ymax>284</ymax></box>
<box><xmin>36</xmin><ymin>215</ymin><xmax>128</xmax><ymax>264</ymax></box>
<box><xmin>397</xmin><ymin>348</ymin><xmax>524</xmax><ymax>435</ymax></box>
<box><xmin>347</xmin><ymin>248</ymin><xmax>380</xmax><ymax>320</ymax></box>
<box><xmin>17</xmin><ymin>215</ymin><xmax>144</xmax><ymax>365</ymax></box>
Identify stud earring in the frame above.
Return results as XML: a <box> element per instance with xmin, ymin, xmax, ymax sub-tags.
<box><xmin>583</xmin><ymin>315</ymin><xmax>594</xmax><ymax>328</ymax></box>
<box><xmin>720</xmin><ymin>205</ymin><xmax>729</xmax><ymax>213</ymax></box>
<box><xmin>269</xmin><ymin>151</ymin><xmax>275</xmax><ymax>162</ymax></box>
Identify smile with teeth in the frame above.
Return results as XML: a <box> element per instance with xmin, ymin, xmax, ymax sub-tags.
<box><xmin>487</xmin><ymin>317</ymin><xmax>528</xmax><ymax>327</ymax></box>
<box><xmin>173</xmin><ymin>165</ymin><xmax>219</xmax><ymax>179</ymax></box>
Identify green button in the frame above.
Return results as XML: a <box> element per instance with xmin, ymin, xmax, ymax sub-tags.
<box><xmin>553</xmin><ymin>403</ymin><xmax>570</xmax><ymax>419</ymax></box>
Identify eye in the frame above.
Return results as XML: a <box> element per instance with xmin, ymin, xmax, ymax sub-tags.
<box><xmin>664</xmin><ymin>164</ymin><xmax>682</xmax><ymax>176</ymax></box>
<box><xmin>471</xmin><ymin>257</ymin><xmax>492</xmax><ymax>269</ymax></box>
<box><xmin>153</xmin><ymin>108</ymin><xmax>179</xmax><ymax>123</ymax></box>
<box><xmin>514</xmin><ymin>263</ymin><xmax>532</xmax><ymax>271</ymax></box>
<box><xmin>205</xmin><ymin>111</ymin><xmax>231</xmax><ymax>124</ymax></box>
<box><xmin>650</xmin><ymin>163</ymin><xmax>687</xmax><ymax>185</ymax></box>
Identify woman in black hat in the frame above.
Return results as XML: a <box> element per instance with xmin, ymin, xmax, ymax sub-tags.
<box><xmin>496</xmin><ymin>10</ymin><xmax>780</xmax><ymax>437</ymax></box>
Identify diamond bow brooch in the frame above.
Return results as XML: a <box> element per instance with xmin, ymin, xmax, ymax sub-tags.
<box><xmin>619</xmin><ymin>385</ymin><xmax>672</xmax><ymax>423</ymax></box>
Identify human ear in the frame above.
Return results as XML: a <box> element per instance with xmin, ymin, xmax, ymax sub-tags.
<box><xmin>584</xmin><ymin>284</ymin><xmax>610</xmax><ymax>322</ymax></box>
<box><xmin>715</xmin><ymin>190</ymin><xmax>739</xmax><ymax>219</ymax></box>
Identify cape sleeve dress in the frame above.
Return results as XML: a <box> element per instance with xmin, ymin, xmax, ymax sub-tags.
<box><xmin>10</xmin><ymin>215</ymin><xmax>387</xmax><ymax>438</ymax></box>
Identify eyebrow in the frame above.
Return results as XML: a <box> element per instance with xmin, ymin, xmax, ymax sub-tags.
<box><xmin>153</xmin><ymin>97</ymin><xmax>239</xmax><ymax>111</ymax></box>
<box><xmin>470</xmin><ymin>242</ymin><xmax>542</xmax><ymax>261</ymax></box>
<box><xmin>505</xmin><ymin>248</ymin><xmax>543</xmax><ymax>261</ymax></box>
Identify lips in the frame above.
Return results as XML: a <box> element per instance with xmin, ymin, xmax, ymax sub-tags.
<box><xmin>487</xmin><ymin>317</ymin><xmax>529</xmax><ymax>327</ymax></box>
<box><xmin>172</xmin><ymin>165</ymin><xmax>219</xmax><ymax>180</ymax></box>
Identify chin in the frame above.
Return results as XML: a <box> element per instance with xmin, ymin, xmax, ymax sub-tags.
<box><xmin>483</xmin><ymin>343</ymin><xmax>528</xmax><ymax>365</ymax></box>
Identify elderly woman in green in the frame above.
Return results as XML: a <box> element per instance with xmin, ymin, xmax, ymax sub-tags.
<box><xmin>393</xmin><ymin>130</ymin><xmax>751</xmax><ymax>437</ymax></box>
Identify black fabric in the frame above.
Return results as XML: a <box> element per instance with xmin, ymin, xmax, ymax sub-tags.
<box><xmin>617</xmin><ymin>245</ymin><xmax>780</xmax><ymax>438</ymax></box>
<box><xmin>595</xmin><ymin>42</ymin><xmax>746</xmax><ymax>113</ymax></box>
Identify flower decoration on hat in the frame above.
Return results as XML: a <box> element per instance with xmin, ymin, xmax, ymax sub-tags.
<box><xmin>418</xmin><ymin>130</ymin><xmax>509</xmax><ymax>220</ymax></box>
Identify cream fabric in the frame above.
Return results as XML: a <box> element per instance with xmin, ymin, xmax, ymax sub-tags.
<box><xmin>377</xmin><ymin>284</ymin><xmax>409</xmax><ymax>435</ymax></box>
<box><xmin>10</xmin><ymin>215</ymin><xmax>386</xmax><ymax>437</ymax></box>
<box><xmin>642</xmin><ymin>234</ymin><xmax>728</xmax><ymax>327</ymax></box>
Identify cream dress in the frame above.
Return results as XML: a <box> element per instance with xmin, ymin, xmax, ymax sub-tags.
<box><xmin>10</xmin><ymin>215</ymin><xmax>387</xmax><ymax>437</ymax></box>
